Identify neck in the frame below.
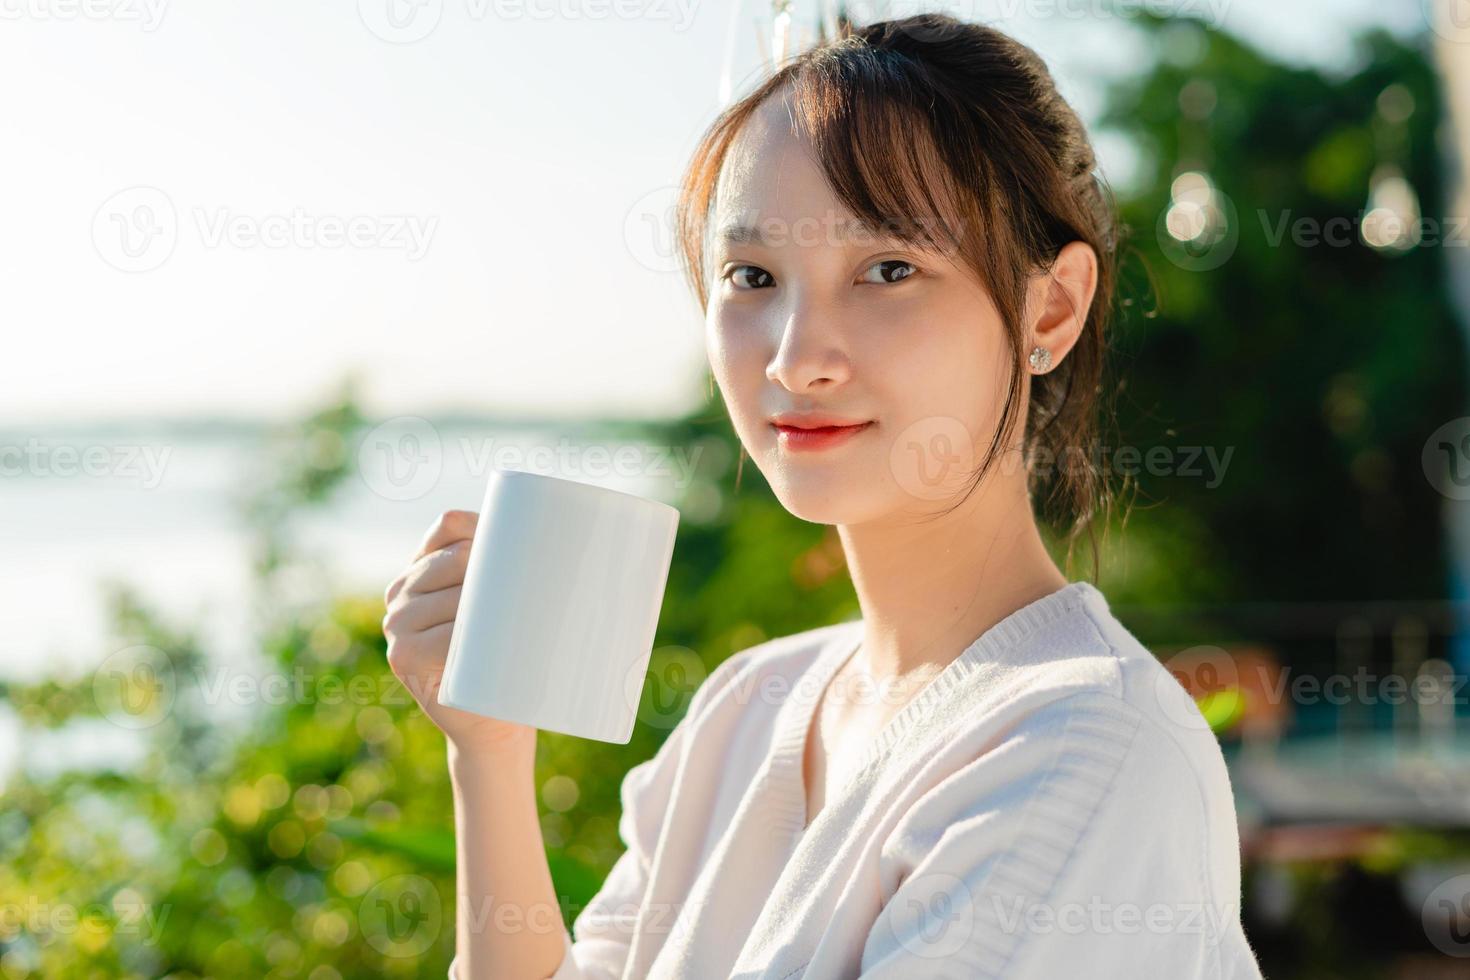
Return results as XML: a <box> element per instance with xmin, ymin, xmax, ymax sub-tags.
<box><xmin>836</xmin><ymin>472</ymin><xmax>1067</xmax><ymax>684</ymax></box>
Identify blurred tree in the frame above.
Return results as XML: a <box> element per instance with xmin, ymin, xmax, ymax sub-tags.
<box><xmin>1094</xmin><ymin>18</ymin><xmax>1465</xmax><ymax>616</ymax></box>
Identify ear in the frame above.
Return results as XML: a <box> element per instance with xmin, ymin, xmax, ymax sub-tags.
<box><xmin>1023</xmin><ymin>240</ymin><xmax>1098</xmax><ymax>373</ymax></box>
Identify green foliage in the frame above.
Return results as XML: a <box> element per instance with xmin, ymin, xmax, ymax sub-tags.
<box><xmin>1094</xmin><ymin>17</ymin><xmax>1464</xmax><ymax>609</ymax></box>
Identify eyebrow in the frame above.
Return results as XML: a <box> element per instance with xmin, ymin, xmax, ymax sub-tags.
<box><xmin>715</xmin><ymin>218</ymin><xmax>914</xmax><ymax>248</ymax></box>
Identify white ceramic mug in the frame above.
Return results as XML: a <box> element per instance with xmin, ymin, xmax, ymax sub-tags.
<box><xmin>436</xmin><ymin>468</ymin><xmax>681</xmax><ymax>743</ymax></box>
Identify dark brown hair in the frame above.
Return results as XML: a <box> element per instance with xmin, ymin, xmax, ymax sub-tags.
<box><xmin>675</xmin><ymin>13</ymin><xmax>1126</xmax><ymax>581</ymax></box>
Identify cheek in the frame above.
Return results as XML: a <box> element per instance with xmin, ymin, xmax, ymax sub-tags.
<box><xmin>706</xmin><ymin>306</ymin><xmax>765</xmax><ymax>383</ymax></box>
<box><xmin>705</xmin><ymin>307</ymin><xmax>770</xmax><ymax>431</ymax></box>
<box><xmin>867</xmin><ymin>300</ymin><xmax>1008</xmax><ymax>428</ymax></box>
<box><xmin>872</xmin><ymin>301</ymin><xmax>980</xmax><ymax>379</ymax></box>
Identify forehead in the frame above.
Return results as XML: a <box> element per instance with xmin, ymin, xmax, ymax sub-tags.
<box><xmin>712</xmin><ymin>93</ymin><xmax>848</xmax><ymax>229</ymax></box>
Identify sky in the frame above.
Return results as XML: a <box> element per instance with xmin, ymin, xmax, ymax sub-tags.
<box><xmin>0</xmin><ymin>0</ymin><xmax>1429</xmax><ymax>427</ymax></box>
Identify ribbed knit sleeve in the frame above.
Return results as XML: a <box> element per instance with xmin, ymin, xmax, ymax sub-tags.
<box><xmin>860</xmin><ymin>689</ymin><xmax>1256</xmax><ymax>978</ymax></box>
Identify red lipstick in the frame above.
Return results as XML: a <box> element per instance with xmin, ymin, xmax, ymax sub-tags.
<box><xmin>769</xmin><ymin>413</ymin><xmax>875</xmax><ymax>453</ymax></box>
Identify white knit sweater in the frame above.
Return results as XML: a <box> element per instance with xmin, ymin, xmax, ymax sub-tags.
<box><xmin>450</xmin><ymin>580</ymin><xmax>1266</xmax><ymax>979</ymax></box>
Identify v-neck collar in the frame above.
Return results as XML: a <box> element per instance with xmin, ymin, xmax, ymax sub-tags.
<box><xmin>761</xmin><ymin>580</ymin><xmax>1106</xmax><ymax>838</ymax></box>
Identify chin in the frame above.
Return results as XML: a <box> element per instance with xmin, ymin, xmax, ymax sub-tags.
<box><xmin>764</xmin><ymin>462</ymin><xmax>893</xmax><ymax>526</ymax></box>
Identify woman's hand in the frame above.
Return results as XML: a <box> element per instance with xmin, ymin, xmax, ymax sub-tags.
<box><xmin>382</xmin><ymin>508</ymin><xmax>537</xmax><ymax>760</ymax></box>
<box><xmin>387</xmin><ymin>512</ymin><xmax>568</xmax><ymax>976</ymax></box>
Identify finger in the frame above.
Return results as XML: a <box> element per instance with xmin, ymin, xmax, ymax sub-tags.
<box><xmin>407</xmin><ymin>539</ymin><xmax>471</xmax><ymax>595</ymax></box>
<box><xmin>389</xmin><ymin>622</ymin><xmax>454</xmax><ymax>696</ymax></box>
<box><xmin>386</xmin><ymin>539</ymin><xmax>470</xmax><ymax>605</ymax></box>
<box><xmin>412</xmin><ymin>509</ymin><xmax>479</xmax><ymax>563</ymax></box>
<box><xmin>386</xmin><ymin>585</ymin><xmax>463</xmax><ymax>637</ymax></box>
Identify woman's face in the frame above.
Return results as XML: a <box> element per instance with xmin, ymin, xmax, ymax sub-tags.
<box><xmin>705</xmin><ymin>95</ymin><xmax>1025</xmax><ymax>526</ymax></box>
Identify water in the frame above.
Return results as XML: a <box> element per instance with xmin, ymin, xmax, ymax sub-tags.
<box><xmin>1</xmin><ymin>418</ymin><xmax>691</xmax><ymax>684</ymax></box>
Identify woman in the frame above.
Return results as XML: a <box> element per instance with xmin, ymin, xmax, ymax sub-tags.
<box><xmin>383</xmin><ymin>13</ymin><xmax>1266</xmax><ymax>979</ymax></box>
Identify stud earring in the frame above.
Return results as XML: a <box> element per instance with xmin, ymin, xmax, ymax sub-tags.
<box><xmin>1028</xmin><ymin>346</ymin><xmax>1053</xmax><ymax>373</ymax></box>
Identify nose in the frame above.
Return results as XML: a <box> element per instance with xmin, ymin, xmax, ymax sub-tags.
<box><xmin>765</xmin><ymin>290</ymin><xmax>852</xmax><ymax>393</ymax></box>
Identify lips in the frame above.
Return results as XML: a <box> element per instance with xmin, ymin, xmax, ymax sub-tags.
<box><xmin>771</xmin><ymin>422</ymin><xmax>870</xmax><ymax>433</ymax></box>
<box><xmin>771</xmin><ymin>420</ymin><xmax>874</xmax><ymax>452</ymax></box>
<box><xmin>769</xmin><ymin>413</ymin><xmax>873</xmax><ymax>429</ymax></box>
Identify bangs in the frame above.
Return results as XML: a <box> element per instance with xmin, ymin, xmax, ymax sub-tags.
<box><xmin>784</xmin><ymin>47</ymin><xmax>974</xmax><ymax>261</ymax></box>
<box><xmin>676</xmin><ymin>39</ymin><xmax>1021</xmax><ymax>311</ymax></box>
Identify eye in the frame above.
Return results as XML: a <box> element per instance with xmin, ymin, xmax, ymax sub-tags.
<box><xmin>859</xmin><ymin>259</ymin><xmax>918</xmax><ymax>284</ymax></box>
<box><xmin>723</xmin><ymin>264</ymin><xmax>775</xmax><ymax>290</ymax></box>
